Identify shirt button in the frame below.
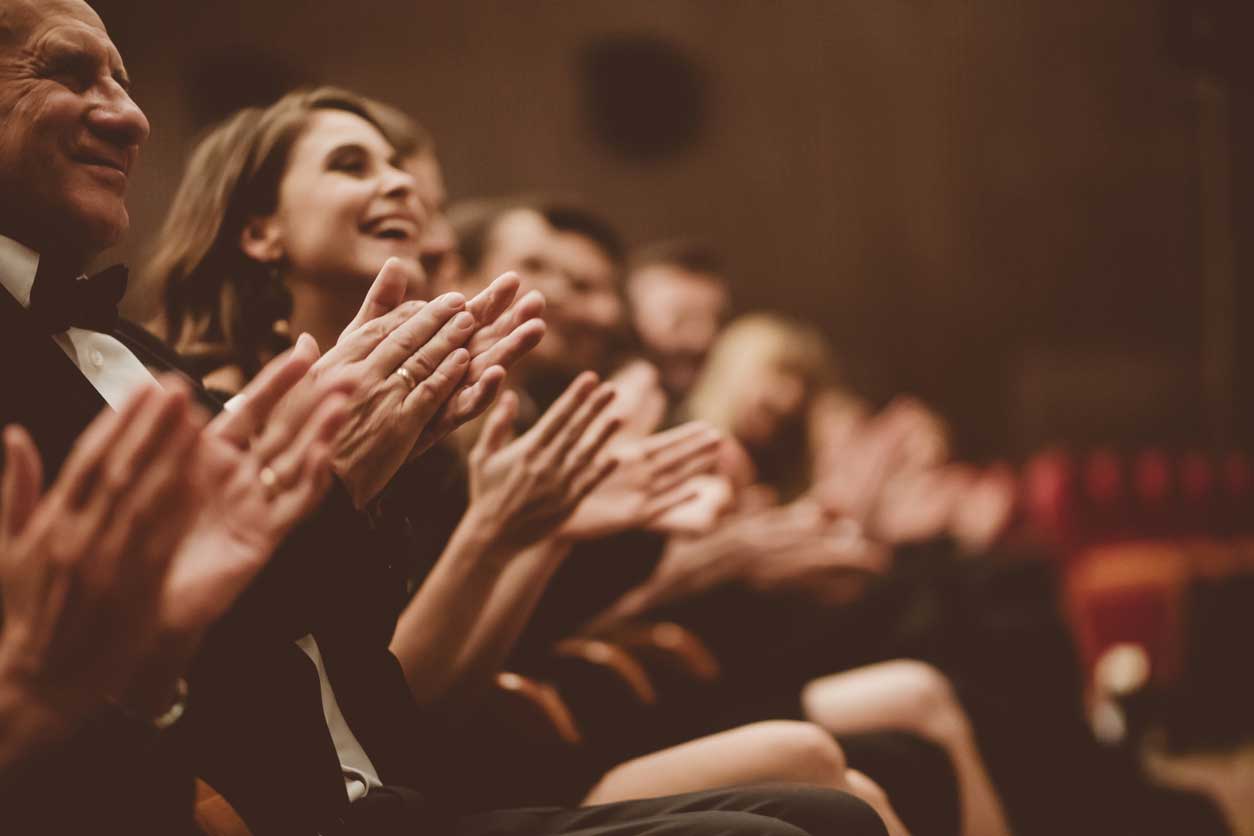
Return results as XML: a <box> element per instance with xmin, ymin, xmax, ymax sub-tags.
<box><xmin>89</xmin><ymin>349</ymin><xmax>105</xmax><ymax>368</ymax></box>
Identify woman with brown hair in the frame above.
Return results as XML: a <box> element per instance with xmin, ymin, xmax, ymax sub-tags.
<box><xmin>152</xmin><ymin>88</ymin><xmax>464</xmax><ymax>391</ymax></box>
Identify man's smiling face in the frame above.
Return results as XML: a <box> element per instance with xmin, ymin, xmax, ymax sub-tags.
<box><xmin>0</xmin><ymin>0</ymin><xmax>149</xmax><ymax>257</ymax></box>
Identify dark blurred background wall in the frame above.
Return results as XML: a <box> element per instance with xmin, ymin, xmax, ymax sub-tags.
<box><xmin>91</xmin><ymin>0</ymin><xmax>1254</xmax><ymax>459</ymax></box>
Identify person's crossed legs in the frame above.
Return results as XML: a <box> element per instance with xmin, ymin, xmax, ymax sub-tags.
<box><xmin>457</xmin><ymin>785</ymin><xmax>889</xmax><ymax>836</ymax></box>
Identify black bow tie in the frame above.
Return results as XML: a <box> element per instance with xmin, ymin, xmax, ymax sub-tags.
<box><xmin>28</xmin><ymin>257</ymin><xmax>128</xmax><ymax>334</ymax></box>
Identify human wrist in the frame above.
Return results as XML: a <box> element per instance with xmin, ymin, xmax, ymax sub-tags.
<box><xmin>527</xmin><ymin>537</ymin><xmax>573</xmax><ymax>567</ymax></box>
<box><xmin>112</xmin><ymin>630</ymin><xmax>198</xmax><ymax>723</ymax></box>
<box><xmin>449</xmin><ymin>504</ymin><xmax>512</xmax><ymax>568</ymax></box>
<box><xmin>0</xmin><ymin>654</ymin><xmax>80</xmax><ymax>767</ymax></box>
<box><xmin>339</xmin><ymin>469</ymin><xmax>374</xmax><ymax>511</ymax></box>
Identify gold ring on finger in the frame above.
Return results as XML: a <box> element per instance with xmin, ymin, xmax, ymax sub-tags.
<box><xmin>259</xmin><ymin>465</ymin><xmax>279</xmax><ymax>497</ymax></box>
<box><xmin>395</xmin><ymin>366</ymin><xmax>417</xmax><ymax>390</ymax></box>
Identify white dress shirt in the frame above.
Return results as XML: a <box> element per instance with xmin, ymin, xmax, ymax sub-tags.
<box><xmin>0</xmin><ymin>233</ymin><xmax>382</xmax><ymax>803</ymax></box>
<box><xmin>0</xmin><ymin>235</ymin><xmax>155</xmax><ymax>408</ymax></box>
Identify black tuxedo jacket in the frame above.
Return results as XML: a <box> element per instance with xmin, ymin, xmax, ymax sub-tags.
<box><xmin>0</xmin><ymin>291</ymin><xmax>439</xmax><ymax>836</ymax></box>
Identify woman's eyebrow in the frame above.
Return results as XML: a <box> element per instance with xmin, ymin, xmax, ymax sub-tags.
<box><xmin>325</xmin><ymin>142</ymin><xmax>368</xmax><ymax>160</ymax></box>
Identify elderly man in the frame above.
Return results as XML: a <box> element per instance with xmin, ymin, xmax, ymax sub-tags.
<box><xmin>0</xmin><ymin>4</ymin><xmax>890</xmax><ymax>836</ymax></box>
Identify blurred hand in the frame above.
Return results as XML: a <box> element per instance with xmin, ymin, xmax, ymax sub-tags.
<box><xmin>738</xmin><ymin>504</ymin><xmax>888</xmax><ymax>593</ymax></box>
<box><xmin>949</xmin><ymin>464</ymin><xmax>1017</xmax><ymax>553</ymax></box>
<box><xmin>317</xmin><ymin>260</ymin><xmax>544</xmax><ymax>506</ymax></box>
<box><xmin>604</xmin><ymin>359</ymin><xmax>667</xmax><ymax>438</ymax></box>
<box><xmin>0</xmin><ymin>354</ymin><xmax>351</xmax><ymax>755</ymax></box>
<box><xmin>465</xmin><ymin>372</ymin><xmax>621</xmax><ymax>552</ymax></box>
<box><xmin>169</xmin><ymin>337</ymin><xmax>354</xmax><ymax>637</ymax></box>
<box><xmin>0</xmin><ymin>382</ymin><xmax>204</xmax><ymax>750</ymax></box>
<box><xmin>812</xmin><ymin>397</ymin><xmax>951</xmax><ymax>525</ymax></box>
<box><xmin>811</xmin><ymin>421</ymin><xmax>898</xmax><ymax>523</ymax></box>
<box><xmin>869</xmin><ymin>465</ymin><xmax>972</xmax><ymax>545</ymax></box>
<box><xmin>559</xmin><ymin>422</ymin><xmax>723</xmax><ymax>541</ymax></box>
<box><xmin>590</xmin><ymin>499</ymin><xmax>886</xmax><ymax>627</ymax></box>
<box><xmin>644</xmin><ymin>475</ymin><xmax>735</xmax><ymax>535</ymax></box>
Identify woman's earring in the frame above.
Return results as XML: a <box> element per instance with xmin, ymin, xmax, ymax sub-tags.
<box><xmin>267</xmin><ymin>261</ymin><xmax>291</xmax><ymax>340</ymax></box>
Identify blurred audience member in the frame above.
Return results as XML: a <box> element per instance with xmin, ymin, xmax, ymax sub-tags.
<box><xmin>450</xmin><ymin>197</ymin><xmax>626</xmax><ymax>407</ymax></box>
<box><xmin>685</xmin><ymin>313</ymin><xmax>840</xmax><ymax>502</ymax></box>
<box><xmin>625</xmin><ymin>240</ymin><xmax>731</xmax><ymax>404</ymax></box>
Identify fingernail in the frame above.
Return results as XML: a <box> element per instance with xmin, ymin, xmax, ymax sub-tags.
<box><xmin>444</xmin><ymin>292</ymin><xmax>465</xmax><ymax>308</ymax></box>
<box><xmin>454</xmin><ymin>311</ymin><xmax>475</xmax><ymax>330</ymax></box>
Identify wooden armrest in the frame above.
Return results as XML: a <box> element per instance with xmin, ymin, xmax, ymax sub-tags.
<box><xmin>194</xmin><ymin>779</ymin><xmax>253</xmax><ymax>836</ymax></box>
<box><xmin>1064</xmin><ymin>543</ymin><xmax>1191</xmax><ymax>688</ymax></box>
<box><xmin>594</xmin><ymin>621</ymin><xmax>721</xmax><ymax>683</ymax></box>
<box><xmin>491</xmin><ymin>671</ymin><xmax>583</xmax><ymax>745</ymax></box>
<box><xmin>553</xmin><ymin>638</ymin><xmax>657</xmax><ymax>705</ymax></box>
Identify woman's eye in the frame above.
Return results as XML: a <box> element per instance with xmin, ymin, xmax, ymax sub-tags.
<box><xmin>330</xmin><ymin>155</ymin><xmax>368</xmax><ymax>175</ymax></box>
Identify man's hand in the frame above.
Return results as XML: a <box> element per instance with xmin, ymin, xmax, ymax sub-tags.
<box><xmin>559</xmin><ymin>422</ymin><xmax>723</xmax><ymax>541</ymax></box>
<box><xmin>464</xmin><ymin>373</ymin><xmax>620</xmax><ymax>553</ymax></box>
<box><xmin>0</xmin><ymin>381</ymin><xmax>205</xmax><ymax>753</ymax></box>
<box><xmin>316</xmin><ymin>260</ymin><xmax>545</xmax><ymax>507</ymax></box>
<box><xmin>166</xmin><ymin>336</ymin><xmax>354</xmax><ymax>637</ymax></box>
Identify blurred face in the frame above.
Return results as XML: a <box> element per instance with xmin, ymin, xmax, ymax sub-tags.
<box><xmin>628</xmin><ymin>264</ymin><xmax>729</xmax><ymax>400</ymax></box>
<box><xmin>729</xmin><ymin>354</ymin><xmax>808</xmax><ymax>446</ymax></box>
<box><xmin>253</xmin><ymin>109</ymin><xmax>425</xmax><ymax>294</ymax></box>
<box><xmin>0</xmin><ymin>0</ymin><xmax>149</xmax><ymax>257</ymax></box>
<box><xmin>479</xmin><ymin>208</ymin><xmax>622</xmax><ymax>374</ymax></box>
<box><xmin>405</xmin><ymin>150</ymin><xmax>457</xmax><ymax>292</ymax></box>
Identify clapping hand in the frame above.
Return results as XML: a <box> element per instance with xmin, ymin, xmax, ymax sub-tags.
<box><xmin>644</xmin><ymin>474</ymin><xmax>735</xmax><ymax>535</ymax></box>
<box><xmin>166</xmin><ymin>336</ymin><xmax>354</xmax><ymax>637</ymax></box>
<box><xmin>558</xmin><ymin>422</ymin><xmax>724</xmax><ymax>541</ymax></box>
<box><xmin>0</xmin><ymin>341</ymin><xmax>349</xmax><ymax>762</ymax></box>
<box><xmin>312</xmin><ymin>259</ymin><xmax>545</xmax><ymax>507</ymax></box>
<box><xmin>416</xmin><ymin>271</ymin><xmax>547</xmax><ymax>455</ymax></box>
<box><xmin>464</xmin><ymin>372</ymin><xmax>621</xmax><ymax>553</ymax></box>
<box><xmin>0</xmin><ymin>381</ymin><xmax>204</xmax><ymax>739</ymax></box>
<box><xmin>593</xmin><ymin>360</ymin><xmax>735</xmax><ymax>536</ymax></box>
<box><xmin>589</xmin><ymin>499</ymin><xmax>887</xmax><ymax>628</ymax></box>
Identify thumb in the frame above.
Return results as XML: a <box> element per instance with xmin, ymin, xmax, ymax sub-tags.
<box><xmin>339</xmin><ymin>257</ymin><xmax>413</xmax><ymax>341</ymax></box>
<box><xmin>1</xmin><ymin>425</ymin><xmax>44</xmax><ymax>540</ymax></box>
<box><xmin>474</xmin><ymin>390</ymin><xmax>519</xmax><ymax>457</ymax></box>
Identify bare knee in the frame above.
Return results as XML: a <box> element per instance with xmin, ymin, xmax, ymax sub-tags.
<box><xmin>887</xmin><ymin>660</ymin><xmax>969</xmax><ymax>744</ymax></box>
<box><xmin>754</xmin><ymin>720</ymin><xmax>847</xmax><ymax>787</ymax></box>
<box><xmin>844</xmin><ymin>769</ymin><xmax>889</xmax><ymax>808</ymax></box>
<box><xmin>803</xmin><ymin>659</ymin><xmax>970</xmax><ymax>746</ymax></box>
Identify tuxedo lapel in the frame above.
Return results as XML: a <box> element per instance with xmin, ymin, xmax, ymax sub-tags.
<box><xmin>0</xmin><ymin>291</ymin><xmax>226</xmax><ymax>485</ymax></box>
<box><xmin>0</xmin><ymin>288</ymin><xmax>108</xmax><ymax>482</ymax></box>
<box><xmin>114</xmin><ymin>320</ymin><xmax>225</xmax><ymax>413</ymax></box>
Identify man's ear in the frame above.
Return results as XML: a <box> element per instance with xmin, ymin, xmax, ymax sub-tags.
<box><xmin>240</xmin><ymin>216</ymin><xmax>284</xmax><ymax>264</ymax></box>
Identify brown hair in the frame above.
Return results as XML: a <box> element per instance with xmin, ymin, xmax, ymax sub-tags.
<box><xmin>448</xmin><ymin>195</ymin><xmax>625</xmax><ymax>280</ymax></box>
<box><xmin>149</xmin><ymin>87</ymin><xmax>432</xmax><ymax>379</ymax></box>
<box><xmin>627</xmin><ymin>238</ymin><xmax>726</xmax><ymax>279</ymax></box>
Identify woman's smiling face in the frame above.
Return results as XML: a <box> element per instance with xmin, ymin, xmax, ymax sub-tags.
<box><xmin>260</xmin><ymin>108</ymin><xmax>428</xmax><ymax>292</ymax></box>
